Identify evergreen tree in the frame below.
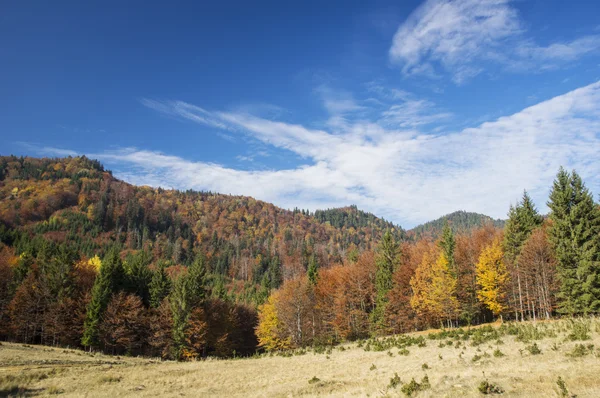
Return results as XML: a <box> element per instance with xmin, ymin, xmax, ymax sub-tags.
<box><xmin>548</xmin><ymin>169</ymin><xmax>600</xmax><ymax>315</ymax></box>
<box><xmin>125</xmin><ymin>250</ymin><xmax>152</xmax><ymax>305</ymax></box>
<box><xmin>307</xmin><ymin>254</ymin><xmax>319</xmax><ymax>286</ymax></box>
<box><xmin>503</xmin><ymin>191</ymin><xmax>543</xmax><ymax>320</ymax></box>
<box><xmin>370</xmin><ymin>230</ymin><xmax>400</xmax><ymax>334</ymax></box>
<box><xmin>438</xmin><ymin>221</ymin><xmax>456</xmax><ymax>275</ymax></box>
<box><xmin>82</xmin><ymin>247</ymin><xmax>126</xmax><ymax>347</ymax></box>
<box><xmin>149</xmin><ymin>261</ymin><xmax>171</xmax><ymax>308</ymax></box>
<box><xmin>188</xmin><ymin>253</ymin><xmax>207</xmax><ymax>305</ymax></box>
<box><xmin>170</xmin><ymin>274</ymin><xmax>192</xmax><ymax>359</ymax></box>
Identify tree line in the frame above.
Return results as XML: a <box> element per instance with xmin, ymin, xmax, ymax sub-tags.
<box><xmin>1</xmin><ymin>157</ymin><xmax>599</xmax><ymax>359</ymax></box>
<box><xmin>255</xmin><ymin>168</ymin><xmax>600</xmax><ymax>350</ymax></box>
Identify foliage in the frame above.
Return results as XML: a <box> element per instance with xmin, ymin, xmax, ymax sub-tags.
<box><xmin>476</xmin><ymin>239</ymin><xmax>508</xmax><ymax>317</ymax></box>
<box><xmin>410</xmin><ymin>210</ymin><xmax>505</xmax><ymax>239</ymax></box>
<box><xmin>548</xmin><ymin>168</ymin><xmax>600</xmax><ymax>315</ymax></box>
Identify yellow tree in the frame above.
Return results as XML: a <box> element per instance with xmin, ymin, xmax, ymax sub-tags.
<box><xmin>476</xmin><ymin>239</ymin><xmax>509</xmax><ymax>320</ymax></box>
<box><xmin>255</xmin><ymin>293</ymin><xmax>291</xmax><ymax>351</ymax></box>
<box><xmin>410</xmin><ymin>250</ymin><xmax>458</xmax><ymax>328</ymax></box>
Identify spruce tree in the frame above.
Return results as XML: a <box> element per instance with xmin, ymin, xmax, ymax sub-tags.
<box><xmin>307</xmin><ymin>254</ymin><xmax>319</xmax><ymax>286</ymax></box>
<box><xmin>82</xmin><ymin>247</ymin><xmax>126</xmax><ymax>348</ymax></box>
<box><xmin>188</xmin><ymin>253</ymin><xmax>207</xmax><ymax>305</ymax></box>
<box><xmin>438</xmin><ymin>221</ymin><xmax>456</xmax><ymax>275</ymax></box>
<box><xmin>370</xmin><ymin>230</ymin><xmax>400</xmax><ymax>334</ymax></box>
<box><xmin>149</xmin><ymin>261</ymin><xmax>171</xmax><ymax>308</ymax></box>
<box><xmin>503</xmin><ymin>190</ymin><xmax>543</xmax><ymax>320</ymax></box>
<box><xmin>548</xmin><ymin>168</ymin><xmax>600</xmax><ymax>315</ymax></box>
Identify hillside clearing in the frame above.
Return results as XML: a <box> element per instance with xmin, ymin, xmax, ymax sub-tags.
<box><xmin>1</xmin><ymin>318</ymin><xmax>600</xmax><ymax>397</ymax></box>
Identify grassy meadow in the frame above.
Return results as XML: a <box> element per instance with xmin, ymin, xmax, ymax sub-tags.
<box><xmin>2</xmin><ymin>318</ymin><xmax>600</xmax><ymax>397</ymax></box>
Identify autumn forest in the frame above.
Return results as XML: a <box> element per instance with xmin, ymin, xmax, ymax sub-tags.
<box><xmin>1</xmin><ymin>155</ymin><xmax>599</xmax><ymax>361</ymax></box>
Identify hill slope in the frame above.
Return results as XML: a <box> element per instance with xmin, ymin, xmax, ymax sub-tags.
<box><xmin>0</xmin><ymin>155</ymin><xmax>403</xmax><ymax>301</ymax></box>
<box><xmin>409</xmin><ymin>210</ymin><xmax>505</xmax><ymax>239</ymax></box>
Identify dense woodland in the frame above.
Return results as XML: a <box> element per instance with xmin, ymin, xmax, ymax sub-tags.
<box><xmin>1</xmin><ymin>156</ymin><xmax>599</xmax><ymax>360</ymax></box>
<box><xmin>409</xmin><ymin>210</ymin><xmax>505</xmax><ymax>239</ymax></box>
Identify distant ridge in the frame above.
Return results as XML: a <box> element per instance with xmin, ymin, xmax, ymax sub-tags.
<box><xmin>409</xmin><ymin>210</ymin><xmax>505</xmax><ymax>239</ymax></box>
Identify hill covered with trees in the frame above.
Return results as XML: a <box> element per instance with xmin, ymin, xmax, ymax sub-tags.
<box><xmin>409</xmin><ymin>210</ymin><xmax>505</xmax><ymax>239</ymax></box>
<box><xmin>1</xmin><ymin>155</ymin><xmax>599</xmax><ymax>365</ymax></box>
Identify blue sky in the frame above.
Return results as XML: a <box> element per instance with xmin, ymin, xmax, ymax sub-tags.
<box><xmin>2</xmin><ymin>0</ymin><xmax>600</xmax><ymax>228</ymax></box>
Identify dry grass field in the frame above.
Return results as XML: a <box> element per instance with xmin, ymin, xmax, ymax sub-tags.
<box><xmin>2</xmin><ymin>318</ymin><xmax>600</xmax><ymax>397</ymax></box>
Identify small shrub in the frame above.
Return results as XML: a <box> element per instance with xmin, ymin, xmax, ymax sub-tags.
<box><xmin>525</xmin><ymin>343</ymin><xmax>541</xmax><ymax>355</ymax></box>
<box><xmin>566</xmin><ymin>319</ymin><xmax>591</xmax><ymax>341</ymax></box>
<box><xmin>308</xmin><ymin>376</ymin><xmax>320</xmax><ymax>384</ymax></box>
<box><xmin>493</xmin><ymin>349</ymin><xmax>505</xmax><ymax>358</ymax></box>
<box><xmin>566</xmin><ymin>343</ymin><xmax>594</xmax><ymax>358</ymax></box>
<box><xmin>388</xmin><ymin>373</ymin><xmax>402</xmax><ymax>389</ymax></box>
<box><xmin>421</xmin><ymin>363</ymin><xmax>429</xmax><ymax>370</ymax></box>
<box><xmin>472</xmin><ymin>354</ymin><xmax>482</xmax><ymax>362</ymax></box>
<box><xmin>478</xmin><ymin>379</ymin><xmax>504</xmax><ymax>394</ymax></box>
<box><xmin>398</xmin><ymin>348</ymin><xmax>410</xmax><ymax>356</ymax></box>
<box><xmin>400</xmin><ymin>376</ymin><xmax>430</xmax><ymax>396</ymax></box>
<box><xmin>370</xmin><ymin>364</ymin><xmax>376</xmax><ymax>371</ymax></box>
<box><xmin>556</xmin><ymin>376</ymin><xmax>571</xmax><ymax>398</ymax></box>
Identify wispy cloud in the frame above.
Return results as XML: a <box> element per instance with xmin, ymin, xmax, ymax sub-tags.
<box><xmin>389</xmin><ymin>0</ymin><xmax>600</xmax><ymax>83</ymax></box>
<box><xmin>38</xmin><ymin>81</ymin><xmax>600</xmax><ymax>228</ymax></box>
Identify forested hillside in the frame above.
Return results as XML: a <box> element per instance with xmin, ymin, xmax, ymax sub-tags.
<box><xmin>409</xmin><ymin>210</ymin><xmax>505</xmax><ymax>239</ymax></box>
<box><xmin>1</xmin><ymin>156</ymin><xmax>600</xmax><ymax>364</ymax></box>
<box><xmin>0</xmin><ymin>155</ymin><xmax>402</xmax><ymax>358</ymax></box>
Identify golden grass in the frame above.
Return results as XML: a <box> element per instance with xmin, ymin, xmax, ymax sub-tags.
<box><xmin>1</xmin><ymin>319</ymin><xmax>599</xmax><ymax>397</ymax></box>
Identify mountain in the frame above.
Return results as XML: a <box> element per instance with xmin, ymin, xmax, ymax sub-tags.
<box><xmin>0</xmin><ymin>155</ymin><xmax>403</xmax><ymax>303</ymax></box>
<box><xmin>409</xmin><ymin>210</ymin><xmax>505</xmax><ymax>239</ymax></box>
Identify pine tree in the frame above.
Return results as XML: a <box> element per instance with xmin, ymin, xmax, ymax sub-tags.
<box><xmin>307</xmin><ymin>254</ymin><xmax>319</xmax><ymax>286</ymax></box>
<box><xmin>188</xmin><ymin>253</ymin><xmax>207</xmax><ymax>306</ymax></box>
<box><xmin>169</xmin><ymin>274</ymin><xmax>192</xmax><ymax>359</ymax></box>
<box><xmin>370</xmin><ymin>230</ymin><xmax>400</xmax><ymax>334</ymax></box>
<box><xmin>548</xmin><ymin>168</ymin><xmax>600</xmax><ymax>315</ymax></box>
<box><xmin>150</xmin><ymin>261</ymin><xmax>171</xmax><ymax>308</ymax></box>
<box><xmin>438</xmin><ymin>221</ymin><xmax>456</xmax><ymax>275</ymax></box>
<box><xmin>82</xmin><ymin>247</ymin><xmax>126</xmax><ymax>348</ymax></box>
<box><xmin>170</xmin><ymin>253</ymin><xmax>208</xmax><ymax>359</ymax></box>
<box><xmin>476</xmin><ymin>239</ymin><xmax>508</xmax><ymax>319</ymax></box>
<box><xmin>503</xmin><ymin>191</ymin><xmax>543</xmax><ymax>320</ymax></box>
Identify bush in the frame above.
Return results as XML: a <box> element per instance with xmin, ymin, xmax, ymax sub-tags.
<box><xmin>556</xmin><ymin>376</ymin><xmax>570</xmax><ymax>397</ymax></box>
<box><xmin>388</xmin><ymin>373</ymin><xmax>402</xmax><ymax>389</ymax></box>
<box><xmin>566</xmin><ymin>319</ymin><xmax>591</xmax><ymax>341</ymax></box>
<box><xmin>566</xmin><ymin>343</ymin><xmax>594</xmax><ymax>358</ymax></box>
<box><xmin>478</xmin><ymin>379</ymin><xmax>504</xmax><ymax>394</ymax></box>
<box><xmin>400</xmin><ymin>376</ymin><xmax>430</xmax><ymax>396</ymax></box>
<box><xmin>308</xmin><ymin>376</ymin><xmax>320</xmax><ymax>384</ymax></box>
<box><xmin>493</xmin><ymin>348</ymin><xmax>505</xmax><ymax>357</ymax></box>
<box><xmin>525</xmin><ymin>343</ymin><xmax>541</xmax><ymax>355</ymax></box>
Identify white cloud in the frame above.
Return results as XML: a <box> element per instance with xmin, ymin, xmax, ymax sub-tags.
<box><xmin>55</xmin><ymin>81</ymin><xmax>600</xmax><ymax>228</ymax></box>
<box><xmin>389</xmin><ymin>0</ymin><xmax>600</xmax><ymax>83</ymax></box>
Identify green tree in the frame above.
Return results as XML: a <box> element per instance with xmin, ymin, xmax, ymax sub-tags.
<box><xmin>82</xmin><ymin>247</ymin><xmax>126</xmax><ymax>348</ymax></box>
<box><xmin>307</xmin><ymin>254</ymin><xmax>319</xmax><ymax>286</ymax></box>
<box><xmin>548</xmin><ymin>168</ymin><xmax>600</xmax><ymax>315</ymax></box>
<box><xmin>503</xmin><ymin>191</ymin><xmax>543</xmax><ymax>320</ymax></box>
<box><xmin>370</xmin><ymin>230</ymin><xmax>400</xmax><ymax>334</ymax></box>
<box><xmin>170</xmin><ymin>274</ymin><xmax>192</xmax><ymax>359</ymax></box>
<box><xmin>438</xmin><ymin>221</ymin><xmax>456</xmax><ymax>275</ymax></box>
<box><xmin>150</xmin><ymin>261</ymin><xmax>171</xmax><ymax>308</ymax></box>
<box><xmin>170</xmin><ymin>253</ymin><xmax>208</xmax><ymax>359</ymax></box>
